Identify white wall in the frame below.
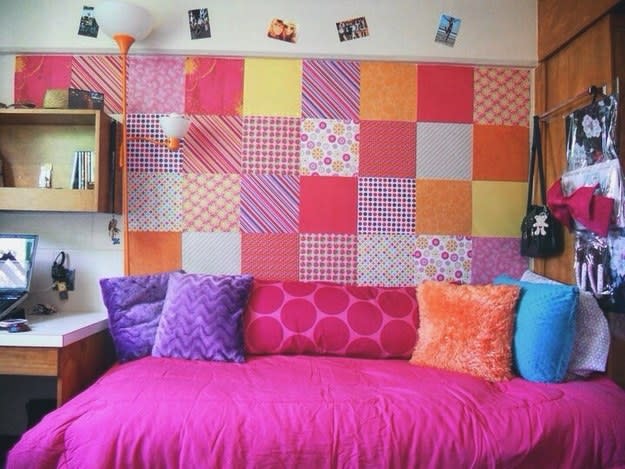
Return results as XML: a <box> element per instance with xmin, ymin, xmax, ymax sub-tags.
<box><xmin>0</xmin><ymin>0</ymin><xmax>537</xmax><ymax>65</ymax></box>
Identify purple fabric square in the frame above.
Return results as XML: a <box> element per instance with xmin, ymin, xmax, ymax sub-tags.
<box><xmin>152</xmin><ymin>273</ymin><xmax>253</xmax><ymax>362</ymax></box>
<box><xmin>100</xmin><ymin>271</ymin><xmax>178</xmax><ymax>362</ymax></box>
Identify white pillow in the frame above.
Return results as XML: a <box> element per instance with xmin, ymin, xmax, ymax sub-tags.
<box><xmin>520</xmin><ymin>270</ymin><xmax>610</xmax><ymax>378</ymax></box>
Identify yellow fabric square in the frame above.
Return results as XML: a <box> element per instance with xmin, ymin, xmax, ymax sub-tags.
<box><xmin>243</xmin><ymin>58</ymin><xmax>301</xmax><ymax>116</ymax></box>
<box><xmin>360</xmin><ymin>61</ymin><xmax>417</xmax><ymax>121</ymax></box>
<box><xmin>472</xmin><ymin>181</ymin><xmax>527</xmax><ymax>236</ymax></box>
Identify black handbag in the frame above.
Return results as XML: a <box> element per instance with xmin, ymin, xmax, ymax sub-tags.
<box><xmin>520</xmin><ymin>116</ymin><xmax>564</xmax><ymax>258</ymax></box>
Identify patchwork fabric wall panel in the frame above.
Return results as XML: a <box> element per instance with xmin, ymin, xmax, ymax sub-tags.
<box><xmin>15</xmin><ymin>55</ymin><xmax>531</xmax><ymax>285</ymax></box>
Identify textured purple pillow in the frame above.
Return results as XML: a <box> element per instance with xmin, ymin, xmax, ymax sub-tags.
<box><xmin>100</xmin><ymin>271</ymin><xmax>179</xmax><ymax>362</ymax></box>
<box><xmin>152</xmin><ymin>272</ymin><xmax>253</xmax><ymax>362</ymax></box>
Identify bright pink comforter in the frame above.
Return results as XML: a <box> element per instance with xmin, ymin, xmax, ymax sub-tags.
<box><xmin>8</xmin><ymin>355</ymin><xmax>625</xmax><ymax>468</ymax></box>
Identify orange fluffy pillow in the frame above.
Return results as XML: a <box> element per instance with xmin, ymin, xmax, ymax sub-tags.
<box><xmin>410</xmin><ymin>281</ymin><xmax>520</xmax><ymax>381</ymax></box>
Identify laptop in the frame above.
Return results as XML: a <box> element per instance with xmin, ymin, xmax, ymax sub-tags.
<box><xmin>0</xmin><ymin>234</ymin><xmax>38</xmax><ymax>321</ymax></box>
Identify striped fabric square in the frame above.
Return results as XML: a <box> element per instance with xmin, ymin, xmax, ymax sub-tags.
<box><xmin>128</xmin><ymin>172</ymin><xmax>182</xmax><ymax>231</ymax></box>
<box><xmin>416</xmin><ymin>123</ymin><xmax>472</xmax><ymax>180</ymax></box>
<box><xmin>127</xmin><ymin>56</ymin><xmax>185</xmax><ymax>113</ymax></box>
<box><xmin>357</xmin><ymin>234</ymin><xmax>417</xmax><ymax>286</ymax></box>
<box><xmin>183</xmin><ymin>174</ymin><xmax>240</xmax><ymax>232</ymax></box>
<box><xmin>15</xmin><ymin>55</ymin><xmax>72</xmax><ymax>107</ymax></box>
<box><xmin>70</xmin><ymin>55</ymin><xmax>121</xmax><ymax>115</ymax></box>
<box><xmin>471</xmin><ymin>237</ymin><xmax>528</xmax><ymax>284</ymax></box>
<box><xmin>360</xmin><ymin>61</ymin><xmax>417</xmax><ymax>121</ymax></box>
<box><xmin>240</xmin><ymin>174</ymin><xmax>299</xmax><ymax>233</ymax></box>
<box><xmin>300</xmin><ymin>118</ymin><xmax>359</xmax><ymax>176</ymax></box>
<box><xmin>299</xmin><ymin>234</ymin><xmax>357</xmax><ymax>284</ymax></box>
<box><xmin>474</xmin><ymin>67</ymin><xmax>530</xmax><ymax>126</ymax></box>
<box><xmin>302</xmin><ymin>59</ymin><xmax>359</xmax><ymax>120</ymax></box>
<box><xmin>417</xmin><ymin>64</ymin><xmax>474</xmax><ymax>123</ymax></box>
<box><xmin>185</xmin><ymin>57</ymin><xmax>244</xmax><ymax>115</ymax></box>
<box><xmin>182</xmin><ymin>232</ymin><xmax>241</xmax><ymax>274</ymax></box>
<box><xmin>127</xmin><ymin>114</ymin><xmax>183</xmax><ymax>173</ymax></box>
<box><xmin>184</xmin><ymin>115</ymin><xmax>243</xmax><ymax>174</ymax></box>
<box><xmin>358</xmin><ymin>177</ymin><xmax>416</xmax><ymax>234</ymax></box>
<box><xmin>359</xmin><ymin>120</ymin><xmax>416</xmax><ymax>177</ymax></box>
<box><xmin>414</xmin><ymin>235</ymin><xmax>472</xmax><ymax>284</ymax></box>
<box><xmin>415</xmin><ymin>180</ymin><xmax>472</xmax><ymax>235</ymax></box>
<box><xmin>242</xmin><ymin>116</ymin><xmax>300</xmax><ymax>174</ymax></box>
<box><xmin>241</xmin><ymin>233</ymin><xmax>299</xmax><ymax>280</ymax></box>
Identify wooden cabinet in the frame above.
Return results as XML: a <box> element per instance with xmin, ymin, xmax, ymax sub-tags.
<box><xmin>0</xmin><ymin>109</ymin><xmax>119</xmax><ymax>212</ymax></box>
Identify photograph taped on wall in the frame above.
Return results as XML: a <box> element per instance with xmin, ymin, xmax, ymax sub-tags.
<box><xmin>435</xmin><ymin>14</ymin><xmax>461</xmax><ymax>47</ymax></box>
<box><xmin>68</xmin><ymin>88</ymin><xmax>104</xmax><ymax>110</ymax></box>
<box><xmin>336</xmin><ymin>17</ymin><xmax>369</xmax><ymax>42</ymax></box>
<box><xmin>78</xmin><ymin>5</ymin><xmax>98</xmax><ymax>38</ymax></box>
<box><xmin>189</xmin><ymin>8</ymin><xmax>211</xmax><ymax>39</ymax></box>
<box><xmin>267</xmin><ymin>18</ymin><xmax>298</xmax><ymax>43</ymax></box>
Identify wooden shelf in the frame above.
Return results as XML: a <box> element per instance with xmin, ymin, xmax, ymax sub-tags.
<box><xmin>0</xmin><ymin>108</ymin><xmax>119</xmax><ymax>213</ymax></box>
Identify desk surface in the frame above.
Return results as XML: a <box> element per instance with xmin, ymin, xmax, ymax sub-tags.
<box><xmin>0</xmin><ymin>311</ymin><xmax>108</xmax><ymax>348</ymax></box>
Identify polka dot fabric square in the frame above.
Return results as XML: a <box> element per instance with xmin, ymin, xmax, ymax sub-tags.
<box><xmin>300</xmin><ymin>118</ymin><xmax>359</xmax><ymax>176</ymax></box>
<box><xmin>128</xmin><ymin>172</ymin><xmax>182</xmax><ymax>232</ymax></box>
<box><xmin>242</xmin><ymin>116</ymin><xmax>301</xmax><ymax>175</ymax></box>
<box><xmin>241</xmin><ymin>233</ymin><xmax>299</xmax><ymax>281</ymax></box>
<box><xmin>127</xmin><ymin>114</ymin><xmax>182</xmax><ymax>173</ymax></box>
<box><xmin>243</xmin><ymin>279</ymin><xmax>418</xmax><ymax>359</ymax></box>
<box><xmin>184</xmin><ymin>115</ymin><xmax>243</xmax><ymax>174</ymax></box>
<box><xmin>302</xmin><ymin>59</ymin><xmax>359</xmax><ymax>120</ymax></box>
<box><xmin>183</xmin><ymin>174</ymin><xmax>240</xmax><ymax>233</ymax></box>
<box><xmin>414</xmin><ymin>235</ymin><xmax>472</xmax><ymax>284</ymax></box>
<box><xmin>358</xmin><ymin>177</ymin><xmax>416</xmax><ymax>234</ymax></box>
<box><xmin>240</xmin><ymin>174</ymin><xmax>299</xmax><ymax>233</ymax></box>
<box><xmin>359</xmin><ymin>120</ymin><xmax>416</xmax><ymax>177</ymax></box>
<box><xmin>299</xmin><ymin>234</ymin><xmax>357</xmax><ymax>284</ymax></box>
<box><xmin>358</xmin><ymin>234</ymin><xmax>417</xmax><ymax>286</ymax></box>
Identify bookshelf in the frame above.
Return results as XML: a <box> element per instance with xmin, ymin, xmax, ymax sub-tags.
<box><xmin>0</xmin><ymin>109</ymin><xmax>120</xmax><ymax>213</ymax></box>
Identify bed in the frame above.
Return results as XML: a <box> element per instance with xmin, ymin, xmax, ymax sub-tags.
<box><xmin>7</xmin><ymin>272</ymin><xmax>625</xmax><ymax>468</ymax></box>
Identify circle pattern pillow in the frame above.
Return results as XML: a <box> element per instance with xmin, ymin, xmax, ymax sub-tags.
<box><xmin>244</xmin><ymin>279</ymin><xmax>419</xmax><ymax>358</ymax></box>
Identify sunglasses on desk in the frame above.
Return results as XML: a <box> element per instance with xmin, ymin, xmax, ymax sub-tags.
<box><xmin>0</xmin><ymin>102</ymin><xmax>36</xmax><ymax>109</ymax></box>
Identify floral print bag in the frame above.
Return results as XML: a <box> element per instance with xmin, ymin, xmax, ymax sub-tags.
<box><xmin>565</xmin><ymin>94</ymin><xmax>618</xmax><ymax>171</ymax></box>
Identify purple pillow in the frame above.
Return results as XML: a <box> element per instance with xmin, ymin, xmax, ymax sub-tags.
<box><xmin>152</xmin><ymin>272</ymin><xmax>253</xmax><ymax>362</ymax></box>
<box><xmin>100</xmin><ymin>271</ymin><xmax>179</xmax><ymax>362</ymax></box>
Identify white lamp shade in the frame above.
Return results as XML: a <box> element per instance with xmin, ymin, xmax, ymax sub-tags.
<box><xmin>94</xmin><ymin>1</ymin><xmax>153</xmax><ymax>41</ymax></box>
<box><xmin>159</xmin><ymin>113</ymin><xmax>191</xmax><ymax>139</ymax></box>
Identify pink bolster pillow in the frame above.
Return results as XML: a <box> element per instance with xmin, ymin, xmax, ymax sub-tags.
<box><xmin>244</xmin><ymin>279</ymin><xmax>419</xmax><ymax>359</ymax></box>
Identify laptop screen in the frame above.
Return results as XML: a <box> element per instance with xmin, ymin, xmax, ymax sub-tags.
<box><xmin>0</xmin><ymin>234</ymin><xmax>38</xmax><ymax>292</ymax></box>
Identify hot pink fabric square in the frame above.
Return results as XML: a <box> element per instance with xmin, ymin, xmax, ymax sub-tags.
<box><xmin>417</xmin><ymin>65</ymin><xmax>474</xmax><ymax>123</ymax></box>
<box><xmin>244</xmin><ymin>279</ymin><xmax>418</xmax><ymax>358</ymax></box>
<box><xmin>14</xmin><ymin>55</ymin><xmax>72</xmax><ymax>106</ymax></box>
<box><xmin>299</xmin><ymin>176</ymin><xmax>357</xmax><ymax>233</ymax></box>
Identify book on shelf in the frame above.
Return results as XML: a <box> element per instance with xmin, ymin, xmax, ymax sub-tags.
<box><xmin>71</xmin><ymin>150</ymin><xmax>95</xmax><ymax>190</ymax></box>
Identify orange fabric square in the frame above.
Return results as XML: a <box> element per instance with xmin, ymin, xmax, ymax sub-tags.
<box><xmin>417</xmin><ymin>64</ymin><xmax>473</xmax><ymax>123</ymax></box>
<box><xmin>241</xmin><ymin>233</ymin><xmax>299</xmax><ymax>280</ymax></box>
<box><xmin>415</xmin><ymin>180</ymin><xmax>471</xmax><ymax>234</ymax></box>
<box><xmin>300</xmin><ymin>176</ymin><xmax>357</xmax><ymax>233</ymax></box>
<box><xmin>360</xmin><ymin>61</ymin><xmax>417</xmax><ymax>121</ymax></box>
<box><xmin>128</xmin><ymin>231</ymin><xmax>182</xmax><ymax>275</ymax></box>
<box><xmin>473</xmin><ymin>125</ymin><xmax>529</xmax><ymax>181</ymax></box>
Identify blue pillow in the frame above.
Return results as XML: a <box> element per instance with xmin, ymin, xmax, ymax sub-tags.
<box><xmin>493</xmin><ymin>274</ymin><xmax>578</xmax><ymax>383</ymax></box>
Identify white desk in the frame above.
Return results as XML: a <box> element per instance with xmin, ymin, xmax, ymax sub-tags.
<box><xmin>0</xmin><ymin>312</ymin><xmax>115</xmax><ymax>406</ymax></box>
